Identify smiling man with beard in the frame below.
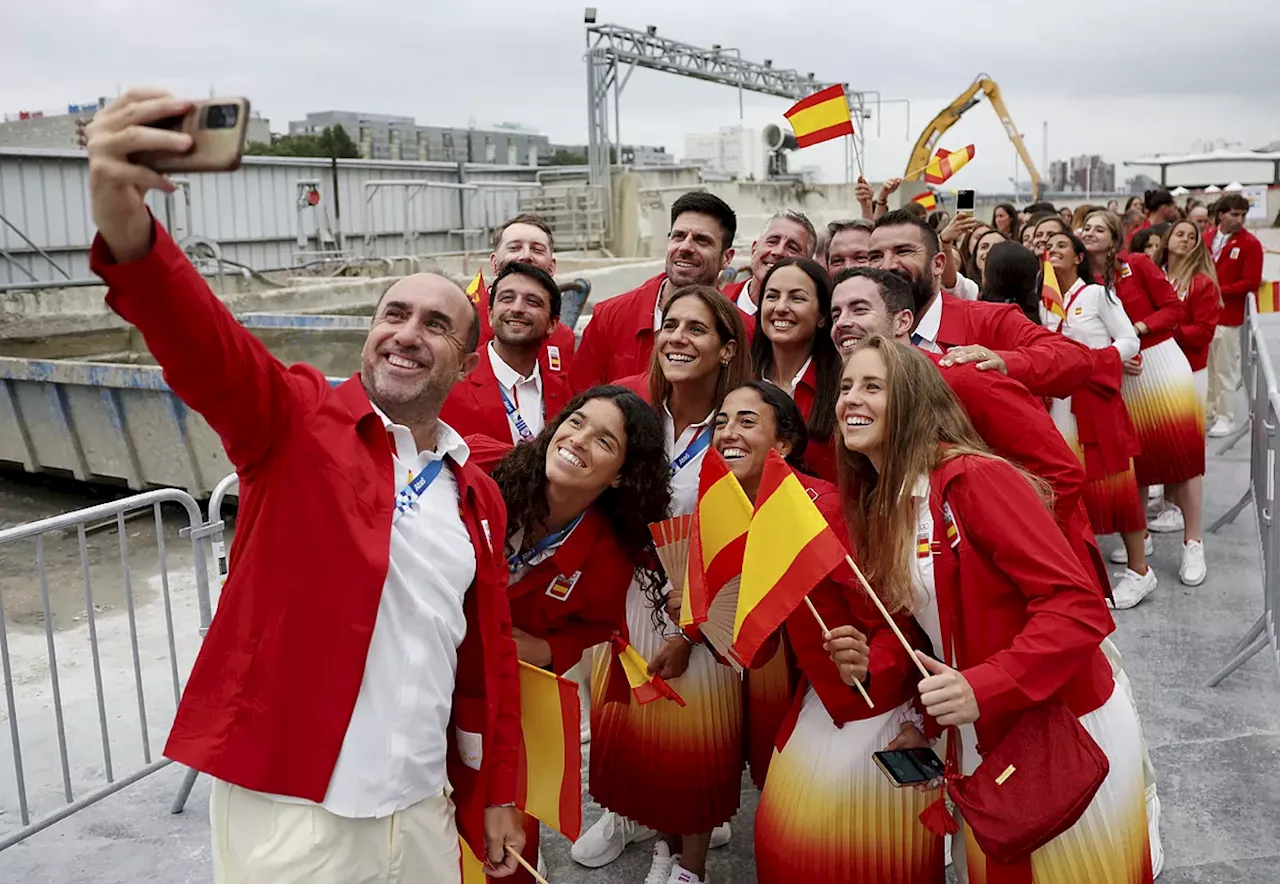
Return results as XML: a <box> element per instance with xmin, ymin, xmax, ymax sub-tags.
<box><xmin>442</xmin><ymin>261</ymin><xmax>572</xmax><ymax>444</ymax></box>
<box><xmin>571</xmin><ymin>191</ymin><xmax>744</xmax><ymax>391</ymax></box>
<box><xmin>84</xmin><ymin>88</ymin><xmax>526</xmax><ymax>884</ymax></box>
<box><xmin>868</xmin><ymin>209</ymin><xmax>1093</xmax><ymax>399</ymax></box>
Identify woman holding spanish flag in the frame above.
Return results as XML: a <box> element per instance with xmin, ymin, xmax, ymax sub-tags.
<box><xmin>712</xmin><ymin>380</ymin><xmax>943</xmax><ymax>884</ymax></box>
<box><xmin>838</xmin><ymin>334</ymin><xmax>1151</xmax><ymax>884</ymax></box>
<box><xmin>573</xmin><ymin>285</ymin><xmax>751</xmax><ymax>884</ymax></box>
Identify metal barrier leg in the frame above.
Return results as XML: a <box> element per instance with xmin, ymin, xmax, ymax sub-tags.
<box><xmin>1207</xmin><ymin>629</ymin><xmax>1269</xmax><ymax>687</ymax></box>
<box><xmin>1216</xmin><ymin>420</ymin><xmax>1251</xmax><ymax>456</ymax></box>
<box><xmin>170</xmin><ymin>766</ymin><xmax>201</xmax><ymax>814</ymax></box>
<box><xmin>1209</xmin><ymin>489</ymin><xmax>1253</xmax><ymax>534</ymax></box>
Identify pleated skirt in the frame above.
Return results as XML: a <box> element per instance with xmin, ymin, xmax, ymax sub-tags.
<box><xmin>1121</xmin><ymin>338</ymin><xmax>1205</xmax><ymax>486</ymax></box>
<box><xmin>754</xmin><ymin>690</ymin><xmax>944</xmax><ymax>884</ymax></box>
<box><xmin>956</xmin><ymin>688</ymin><xmax>1152</xmax><ymax>884</ymax></box>
<box><xmin>1193</xmin><ymin>368</ymin><xmax>1208</xmax><ymax>432</ymax></box>
<box><xmin>588</xmin><ymin>582</ymin><xmax>742</xmax><ymax>834</ymax></box>
<box><xmin>1051</xmin><ymin>398</ymin><xmax>1146</xmax><ymax>535</ymax></box>
<box><xmin>743</xmin><ymin>643</ymin><xmax>798</xmax><ymax>792</ymax></box>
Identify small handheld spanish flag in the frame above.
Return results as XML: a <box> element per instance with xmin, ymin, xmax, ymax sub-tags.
<box><xmin>1042</xmin><ymin>256</ymin><xmax>1065</xmax><ymax>320</ymax></box>
<box><xmin>465</xmin><ymin>269</ymin><xmax>485</xmax><ymax>304</ymax></box>
<box><xmin>924</xmin><ymin>145</ymin><xmax>976</xmax><ymax>185</ymax></box>
<box><xmin>606</xmin><ymin>635</ymin><xmax>685</xmax><ymax>707</ymax></box>
<box><xmin>783</xmin><ymin>84</ymin><xmax>855</xmax><ymax>148</ymax></box>
<box><xmin>912</xmin><ymin>191</ymin><xmax>938</xmax><ymax>212</ymax></box>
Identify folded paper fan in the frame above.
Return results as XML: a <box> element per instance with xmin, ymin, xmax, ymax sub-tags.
<box><xmin>649</xmin><ymin>514</ymin><xmax>694</xmax><ymax>593</ymax></box>
<box><xmin>697</xmin><ymin>574</ymin><xmax>743</xmax><ymax>672</ymax></box>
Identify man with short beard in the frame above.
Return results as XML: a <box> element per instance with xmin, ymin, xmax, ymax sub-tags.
<box><xmin>84</xmin><ymin>89</ymin><xmax>524</xmax><ymax>883</ymax></box>
<box><xmin>442</xmin><ymin>261</ymin><xmax>572</xmax><ymax>442</ymax></box>
<box><xmin>868</xmin><ymin>209</ymin><xmax>1093</xmax><ymax>399</ymax></box>
<box><xmin>722</xmin><ymin>210</ymin><xmax>817</xmax><ymax>316</ymax></box>
<box><xmin>571</xmin><ymin>191</ymin><xmax>738</xmax><ymax>391</ymax></box>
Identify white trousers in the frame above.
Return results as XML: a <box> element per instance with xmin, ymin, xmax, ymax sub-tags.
<box><xmin>1206</xmin><ymin>323</ymin><xmax>1242</xmax><ymax>424</ymax></box>
<box><xmin>210</xmin><ymin>780</ymin><xmax>460</xmax><ymax>884</ymax></box>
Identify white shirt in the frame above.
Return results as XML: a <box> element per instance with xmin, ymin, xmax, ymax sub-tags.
<box><xmin>488</xmin><ymin>341</ymin><xmax>544</xmax><ymax>443</ymax></box>
<box><xmin>1211</xmin><ymin>229</ymin><xmax>1230</xmax><ymax>261</ymax></box>
<box><xmin>943</xmin><ymin>273</ymin><xmax>980</xmax><ymax>302</ymax></box>
<box><xmin>766</xmin><ymin>355</ymin><xmax>812</xmax><ymax>396</ymax></box>
<box><xmin>265</xmin><ymin>413</ymin><xmax>477</xmax><ymax>818</ymax></box>
<box><xmin>913</xmin><ymin>294</ymin><xmax>945</xmax><ymax>354</ymax></box>
<box><xmin>664</xmin><ymin>403</ymin><xmax>716</xmax><ymax>516</ymax></box>
<box><xmin>1046</xmin><ymin>280</ymin><xmax>1140</xmax><ymax>361</ymax></box>
<box><xmin>736</xmin><ymin>279</ymin><xmax>758</xmax><ymax>317</ymax></box>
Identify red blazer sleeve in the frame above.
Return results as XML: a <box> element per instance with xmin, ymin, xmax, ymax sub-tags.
<box><xmin>1133</xmin><ymin>254</ymin><xmax>1184</xmax><ymax>336</ymax></box>
<box><xmin>569</xmin><ymin>304</ymin><xmax>612</xmax><ymax>393</ymax></box>
<box><xmin>464</xmin><ymin>434</ymin><xmax>515</xmax><ymax>475</ymax></box>
<box><xmin>482</xmin><ymin>489</ymin><xmax>521</xmax><ymax>808</ymax></box>
<box><xmin>938</xmin><ymin>361</ymin><xmax>1083</xmax><ymax>530</ymax></box>
<box><xmin>91</xmin><ymin>219</ymin><xmax>323</xmax><ymax>472</ymax></box>
<box><xmin>984</xmin><ymin>307</ymin><xmax>1094</xmax><ymax>399</ymax></box>
<box><xmin>1221</xmin><ymin>235</ymin><xmax>1264</xmax><ymax>299</ymax></box>
<box><xmin>1180</xmin><ymin>274</ymin><xmax>1221</xmax><ymax>352</ymax></box>
<box><xmin>949</xmin><ymin>459</ymin><xmax>1114</xmax><ymax>722</ymax></box>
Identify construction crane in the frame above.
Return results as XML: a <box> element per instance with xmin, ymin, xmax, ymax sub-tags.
<box><xmin>904</xmin><ymin>74</ymin><xmax>1043</xmax><ymax>200</ymax></box>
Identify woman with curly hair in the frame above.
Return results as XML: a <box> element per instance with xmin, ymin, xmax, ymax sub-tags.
<box><xmin>574</xmin><ymin>284</ymin><xmax>750</xmax><ymax>884</ymax></box>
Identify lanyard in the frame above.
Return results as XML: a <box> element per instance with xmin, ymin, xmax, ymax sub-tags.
<box><xmin>1054</xmin><ymin>280</ymin><xmax>1087</xmax><ymax>333</ymax></box>
<box><xmin>507</xmin><ymin>513</ymin><xmax>584</xmax><ymax>573</ymax></box>
<box><xmin>393</xmin><ymin>459</ymin><xmax>444</xmax><ymax>521</ymax></box>
<box><xmin>498</xmin><ymin>384</ymin><xmax>537</xmax><ymax>442</ymax></box>
<box><xmin>669</xmin><ymin>426</ymin><xmax>712</xmax><ymax>477</ymax></box>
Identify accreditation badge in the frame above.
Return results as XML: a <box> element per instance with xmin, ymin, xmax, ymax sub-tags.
<box><xmin>546</xmin><ymin>570</ymin><xmax>582</xmax><ymax>601</ymax></box>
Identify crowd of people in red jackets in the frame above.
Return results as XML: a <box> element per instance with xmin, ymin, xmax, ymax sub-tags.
<box><xmin>82</xmin><ymin>90</ymin><xmax>1265</xmax><ymax>884</ymax></box>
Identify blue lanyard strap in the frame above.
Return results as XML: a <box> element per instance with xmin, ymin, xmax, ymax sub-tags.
<box><xmin>498</xmin><ymin>385</ymin><xmax>537</xmax><ymax>442</ymax></box>
<box><xmin>393</xmin><ymin>458</ymin><xmax>445</xmax><ymax>521</ymax></box>
<box><xmin>669</xmin><ymin>426</ymin><xmax>712</xmax><ymax>477</ymax></box>
<box><xmin>507</xmin><ymin>512</ymin><xmax>585</xmax><ymax>573</ymax></box>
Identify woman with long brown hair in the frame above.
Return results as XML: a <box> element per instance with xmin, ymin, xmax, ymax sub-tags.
<box><xmin>837</xmin><ymin>335</ymin><xmax>1151</xmax><ymax>883</ymax></box>
<box><xmin>1082</xmin><ymin>210</ymin><xmax>1201</xmax><ymax>606</ymax></box>
<box><xmin>575</xmin><ymin>284</ymin><xmax>750</xmax><ymax>884</ymax></box>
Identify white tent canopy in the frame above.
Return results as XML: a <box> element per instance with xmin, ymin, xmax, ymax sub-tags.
<box><xmin>1224</xmin><ymin>181</ymin><xmax>1244</xmax><ymax>192</ymax></box>
<box><xmin>1205</xmin><ymin>185</ymin><xmax>1222</xmax><ymax>193</ymax></box>
<box><xmin>1171</xmin><ymin>186</ymin><xmax>1190</xmax><ymax>196</ymax></box>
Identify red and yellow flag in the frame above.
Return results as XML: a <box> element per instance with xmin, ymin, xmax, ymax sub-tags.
<box><xmin>466</xmin><ymin>269</ymin><xmax>494</xmax><ymax>338</ymax></box>
<box><xmin>514</xmin><ymin>661</ymin><xmax>582</xmax><ymax>840</ymax></box>
<box><xmin>607</xmin><ymin>635</ymin><xmax>685</xmax><ymax>707</ymax></box>
<box><xmin>912</xmin><ymin>191</ymin><xmax>938</xmax><ymax>212</ymax></box>
<box><xmin>461</xmin><ymin>840</ymin><xmax>487</xmax><ymax>883</ymax></box>
<box><xmin>731</xmin><ymin>451</ymin><xmax>847</xmax><ymax>666</ymax></box>
<box><xmin>1042</xmin><ymin>256</ymin><xmax>1065</xmax><ymax>320</ymax></box>
<box><xmin>923</xmin><ymin>145</ymin><xmax>976</xmax><ymax>185</ymax></box>
<box><xmin>681</xmin><ymin>449</ymin><xmax>753</xmax><ymax>632</ymax></box>
<box><xmin>783</xmin><ymin>84</ymin><xmax>855</xmax><ymax>149</ymax></box>
<box><xmin>1257</xmin><ymin>280</ymin><xmax>1279</xmax><ymax>314</ymax></box>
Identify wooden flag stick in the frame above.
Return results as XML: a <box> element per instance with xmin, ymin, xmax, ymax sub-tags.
<box><xmin>844</xmin><ymin>554</ymin><xmax>932</xmax><ymax>679</ymax></box>
<box><xmin>850</xmin><ymin>132</ymin><xmax>865</xmax><ymax>179</ymax></box>
<box><xmin>804</xmin><ymin>595</ymin><xmax>874</xmax><ymax>708</ymax></box>
<box><xmin>506</xmin><ymin>845</ymin><xmax>551</xmax><ymax>884</ymax></box>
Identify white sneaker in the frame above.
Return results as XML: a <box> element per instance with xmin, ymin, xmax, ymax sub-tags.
<box><xmin>1109</xmin><ymin>534</ymin><xmax>1153</xmax><ymax>565</ymax></box>
<box><xmin>1180</xmin><ymin>540</ymin><xmax>1207</xmax><ymax>587</ymax></box>
<box><xmin>668</xmin><ymin>862</ymin><xmax>710</xmax><ymax>884</ymax></box>
<box><xmin>1148</xmin><ymin>484</ymin><xmax>1164</xmax><ymax>501</ymax></box>
<box><xmin>571</xmin><ymin>811</ymin><xmax>657</xmax><ymax>868</ymax></box>
<box><xmin>1148</xmin><ymin>505</ymin><xmax>1185</xmax><ymax>533</ymax></box>
<box><xmin>643</xmin><ymin>841</ymin><xmax>677</xmax><ymax>884</ymax></box>
<box><xmin>709</xmin><ymin>823</ymin><xmax>731</xmax><ymax>849</ymax></box>
<box><xmin>1147</xmin><ymin>788</ymin><xmax>1165</xmax><ymax>878</ymax></box>
<box><xmin>1109</xmin><ymin>567</ymin><xmax>1158</xmax><ymax>610</ymax></box>
<box><xmin>1207</xmin><ymin>417</ymin><xmax>1232</xmax><ymax>438</ymax></box>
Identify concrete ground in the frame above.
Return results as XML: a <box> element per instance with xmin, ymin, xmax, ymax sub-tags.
<box><xmin>2</xmin><ymin>341</ymin><xmax>1279</xmax><ymax>883</ymax></box>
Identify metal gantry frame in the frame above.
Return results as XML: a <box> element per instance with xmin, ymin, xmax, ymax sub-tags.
<box><xmin>583</xmin><ymin>20</ymin><xmax>871</xmax><ymax>218</ymax></box>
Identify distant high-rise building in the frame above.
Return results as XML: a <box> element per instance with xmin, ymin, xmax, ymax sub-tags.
<box><xmin>290</xmin><ymin>111</ymin><xmax>549</xmax><ymax>165</ymax></box>
<box><xmin>683</xmin><ymin>126</ymin><xmax>763</xmax><ymax>180</ymax></box>
<box><xmin>1049</xmin><ymin>160</ymin><xmax>1070</xmax><ymax>192</ymax></box>
<box><xmin>1047</xmin><ymin>154</ymin><xmax>1115</xmax><ymax>193</ymax></box>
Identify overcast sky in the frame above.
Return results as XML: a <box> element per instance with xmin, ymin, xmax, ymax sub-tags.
<box><xmin>7</xmin><ymin>0</ymin><xmax>1280</xmax><ymax>191</ymax></box>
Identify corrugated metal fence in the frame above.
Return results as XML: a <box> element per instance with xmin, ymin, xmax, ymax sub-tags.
<box><xmin>0</xmin><ymin>149</ymin><xmax>602</xmax><ymax>286</ymax></box>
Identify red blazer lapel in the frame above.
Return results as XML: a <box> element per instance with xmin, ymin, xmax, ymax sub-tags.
<box><xmin>468</xmin><ymin>347</ymin><xmax>511</xmax><ymax>442</ymax></box>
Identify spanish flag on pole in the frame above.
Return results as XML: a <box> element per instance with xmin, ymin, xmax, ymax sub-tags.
<box><xmin>605</xmin><ymin>634</ymin><xmax>686</xmax><ymax>707</ymax></box>
<box><xmin>783</xmin><ymin>84</ymin><xmax>855</xmax><ymax>149</ymax></box>
<box><xmin>514</xmin><ymin>661</ymin><xmax>583</xmax><ymax>840</ymax></box>
<box><xmin>1257</xmin><ymin>280</ymin><xmax>1280</xmax><ymax>313</ymax></box>
<box><xmin>467</xmin><ymin>269</ymin><xmax>494</xmax><ymax>338</ymax></box>
<box><xmin>681</xmin><ymin>449</ymin><xmax>752</xmax><ymax>632</ymax></box>
<box><xmin>912</xmin><ymin>191</ymin><xmax>938</xmax><ymax>212</ymax></box>
<box><xmin>923</xmin><ymin>145</ymin><xmax>976</xmax><ymax>185</ymax></box>
<box><xmin>1042</xmin><ymin>256</ymin><xmax>1066</xmax><ymax>320</ymax></box>
<box><xmin>731</xmin><ymin>451</ymin><xmax>848</xmax><ymax>666</ymax></box>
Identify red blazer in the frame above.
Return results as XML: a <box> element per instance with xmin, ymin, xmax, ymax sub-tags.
<box><xmin>722</xmin><ymin>278</ymin><xmax>748</xmax><ymax>301</ymax></box>
<box><xmin>1206</xmin><ymin>227</ymin><xmax>1263</xmax><ymax>327</ymax></box>
<box><xmin>92</xmin><ymin>222</ymin><xmax>520</xmax><ymax>857</ymax></box>
<box><xmin>571</xmin><ymin>273</ymin><xmax>755</xmax><ymax>393</ymax></box>
<box><xmin>1173</xmin><ymin>272</ymin><xmax>1221</xmax><ymax>371</ymax></box>
<box><xmin>927</xmin><ymin>454</ymin><xmax>1115</xmax><ymax>750</ymax></box>
<box><xmin>789</xmin><ymin>361</ymin><xmax>838</xmax><ymax>483</ymax></box>
<box><xmin>933</xmin><ymin>357</ymin><xmax>1109</xmax><ymax>598</ymax></box>
<box><xmin>934</xmin><ymin>293</ymin><xmax>1093</xmax><ymax>399</ymax></box>
<box><xmin>440</xmin><ymin>344</ymin><xmax>572</xmax><ymax>442</ymax></box>
<box><xmin>1112</xmin><ymin>253</ymin><xmax>1184</xmax><ymax>349</ymax></box>
<box><xmin>476</xmin><ymin>279</ymin><xmax>578</xmax><ymax>376</ymax></box>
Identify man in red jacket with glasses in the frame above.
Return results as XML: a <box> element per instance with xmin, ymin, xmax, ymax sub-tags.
<box><xmin>84</xmin><ymin>89</ymin><xmax>523</xmax><ymax>884</ymax></box>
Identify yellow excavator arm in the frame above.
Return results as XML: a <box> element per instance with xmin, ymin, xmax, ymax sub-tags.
<box><xmin>904</xmin><ymin>74</ymin><xmax>1043</xmax><ymax>201</ymax></box>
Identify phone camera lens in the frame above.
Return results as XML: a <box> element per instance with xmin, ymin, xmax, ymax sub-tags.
<box><xmin>203</xmin><ymin>104</ymin><xmax>239</xmax><ymax>130</ymax></box>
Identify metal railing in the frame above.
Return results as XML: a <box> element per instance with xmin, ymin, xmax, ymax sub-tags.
<box><xmin>0</xmin><ymin>489</ymin><xmax>216</xmax><ymax>850</ymax></box>
<box><xmin>1207</xmin><ymin>297</ymin><xmax>1280</xmax><ymax>686</ymax></box>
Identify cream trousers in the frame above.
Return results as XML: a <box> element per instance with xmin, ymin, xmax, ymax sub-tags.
<box><xmin>1206</xmin><ymin>323</ymin><xmax>1242</xmax><ymax>424</ymax></box>
<box><xmin>210</xmin><ymin>780</ymin><xmax>460</xmax><ymax>884</ymax></box>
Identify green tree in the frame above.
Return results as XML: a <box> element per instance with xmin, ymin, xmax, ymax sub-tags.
<box><xmin>245</xmin><ymin>124</ymin><xmax>361</xmax><ymax>158</ymax></box>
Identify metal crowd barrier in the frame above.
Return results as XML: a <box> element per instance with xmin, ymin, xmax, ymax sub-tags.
<box><xmin>0</xmin><ymin>488</ymin><xmax>216</xmax><ymax>850</ymax></box>
<box><xmin>1207</xmin><ymin>295</ymin><xmax>1280</xmax><ymax>686</ymax></box>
